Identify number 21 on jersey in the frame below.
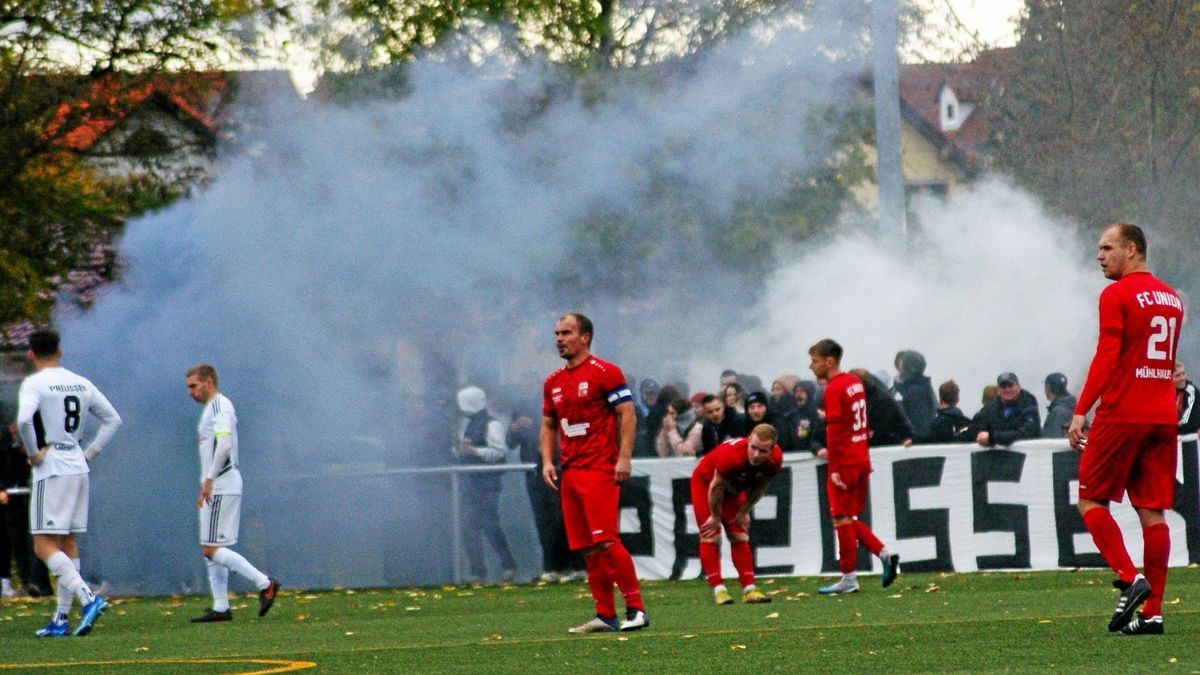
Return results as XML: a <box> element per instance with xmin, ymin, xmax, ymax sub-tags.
<box><xmin>1147</xmin><ymin>315</ymin><xmax>1178</xmax><ymax>360</ymax></box>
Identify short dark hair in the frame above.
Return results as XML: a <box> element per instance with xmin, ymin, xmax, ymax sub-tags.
<box><xmin>562</xmin><ymin>312</ymin><xmax>594</xmax><ymax>342</ymax></box>
<box><xmin>938</xmin><ymin>379</ymin><xmax>960</xmax><ymax>406</ymax></box>
<box><xmin>1045</xmin><ymin>372</ymin><xmax>1069</xmax><ymax>397</ymax></box>
<box><xmin>701</xmin><ymin>394</ymin><xmax>722</xmax><ymax>406</ymax></box>
<box><xmin>809</xmin><ymin>338</ymin><xmax>843</xmax><ymax>362</ymax></box>
<box><xmin>720</xmin><ymin>369</ymin><xmax>738</xmax><ymax>378</ymax></box>
<box><xmin>187</xmin><ymin>364</ymin><xmax>219</xmax><ymax>388</ymax></box>
<box><xmin>1110</xmin><ymin>223</ymin><xmax>1147</xmax><ymax>259</ymax></box>
<box><xmin>28</xmin><ymin>330</ymin><xmax>60</xmax><ymax>359</ymax></box>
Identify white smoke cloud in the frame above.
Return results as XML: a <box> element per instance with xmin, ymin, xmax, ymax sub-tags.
<box><xmin>695</xmin><ymin>178</ymin><xmax>1106</xmax><ymax>414</ymax></box>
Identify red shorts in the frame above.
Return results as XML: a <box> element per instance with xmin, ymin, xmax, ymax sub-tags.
<box><xmin>560</xmin><ymin>467</ymin><xmax>620</xmax><ymax>550</ymax></box>
<box><xmin>1078</xmin><ymin>422</ymin><xmax>1177</xmax><ymax>509</ymax></box>
<box><xmin>827</xmin><ymin>464</ymin><xmax>870</xmax><ymax>518</ymax></box>
<box><xmin>690</xmin><ymin>475</ymin><xmax>748</xmax><ymax>538</ymax></box>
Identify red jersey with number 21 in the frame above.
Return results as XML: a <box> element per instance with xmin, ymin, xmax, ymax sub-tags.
<box><xmin>1075</xmin><ymin>271</ymin><xmax>1184</xmax><ymax>425</ymax></box>
<box><xmin>823</xmin><ymin>371</ymin><xmax>870</xmax><ymax>472</ymax></box>
<box><xmin>543</xmin><ymin>356</ymin><xmax>633</xmax><ymax>471</ymax></box>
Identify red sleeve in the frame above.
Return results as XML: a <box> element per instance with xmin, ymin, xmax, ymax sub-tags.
<box><xmin>542</xmin><ymin>377</ymin><xmax>555</xmax><ymax>419</ymax></box>
<box><xmin>1075</xmin><ymin>287</ymin><xmax>1123</xmax><ymax>415</ymax></box>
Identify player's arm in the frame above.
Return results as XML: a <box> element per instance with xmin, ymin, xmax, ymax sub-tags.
<box><xmin>614</xmin><ymin>400</ymin><xmax>636</xmax><ymax>482</ymax></box>
<box><xmin>84</xmin><ymin>388</ymin><xmax>122</xmax><ymax>461</ymax></box>
<box><xmin>15</xmin><ymin>385</ymin><xmax>44</xmax><ymax>464</ymax></box>
<box><xmin>1070</xmin><ymin>291</ymin><xmax>1123</xmax><ymax>448</ymax></box>
<box><xmin>539</xmin><ymin>415</ymin><xmax>559</xmax><ymax>490</ymax></box>
<box><xmin>699</xmin><ymin>472</ymin><xmax>728</xmax><ymax>538</ymax></box>
<box><xmin>739</xmin><ymin>478</ymin><xmax>773</xmax><ymax>517</ymax></box>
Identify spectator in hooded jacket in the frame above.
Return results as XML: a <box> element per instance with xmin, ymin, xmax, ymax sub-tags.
<box><xmin>657</xmin><ymin>397</ymin><xmax>702</xmax><ymax>457</ymax></box>
<box><xmin>850</xmin><ymin>369</ymin><xmax>913</xmax><ymax>447</ymax></box>
<box><xmin>740</xmin><ymin>391</ymin><xmax>794</xmax><ymax>453</ymax></box>
<box><xmin>892</xmin><ymin>350</ymin><xmax>937</xmax><ymax>442</ymax></box>
<box><xmin>1175</xmin><ymin>361</ymin><xmax>1199</xmax><ymax>435</ymax></box>
<box><xmin>1041</xmin><ymin>373</ymin><xmax>1077</xmax><ymax>438</ymax></box>
<box><xmin>924</xmin><ymin>379</ymin><xmax>972</xmax><ymax>444</ymax></box>
<box><xmin>769</xmin><ymin>375</ymin><xmax>801</xmax><ymax>418</ymax></box>
<box><xmin>633</xmin><ymin>378</ymin><xmax>666</xmax><ymax>458</ymax></box>
<box><xmin>971</xmin><ymin>372</ymin><xmax>1041</xmax><ymax>447</ymax></box>
<box><xmin>785</xmin><ymin>381</ymin><xmax>824</xmax><ymax>454</ymax></box>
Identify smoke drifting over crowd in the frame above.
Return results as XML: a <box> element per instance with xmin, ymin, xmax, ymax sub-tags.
<box><xmin>50</xmin><ymin>12</ymin><xmax>1147</xmax><ymax>594</ymax></box>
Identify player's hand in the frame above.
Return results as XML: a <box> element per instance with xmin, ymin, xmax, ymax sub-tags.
<box><xmin>614</xmin><ymin>456</ymin><xmax>632</xmax><ymax>483</ymax></box>
<box><xmin>541</xmin><ymin>463</ymin><xmax>559</xmax><ymax>491</ymax></box>
<box><xmin>975</xmin><ymin>431</ymin><xmax>990</xmax><ymax>447</ymax></box>
<box><xmin>831</xmin><ymin>471</ymin><xmax>847</xmax><ymax>489</ymax></box>
<box><xmin>28</xmin><ymin>446</ymin><xmax>48</xmax><ymax>466</ymax></box>
<box><xmin>1067</xmin><ymin>414</ymin><xmax>1088</xmax><ymax>452</ymax></box>
<box><xmin>196</xmin><ymin>479</ymin><xmax>213</xmax><ymax>508</ymax></box>
<box><xmin>815</xmin><ymin>447</ymin><xmax>828</xmax><ymax>459</ymax></box>
<box><xmin>699</xmin><ymin>516</ymin><xmax>721</xmax><ymax>538</ymax></box>
<box><xmin>901</xmin><ymin>438</ymin><xmax>913</xmax><ymax>448</ymax></box>
<box><xmin>0</xmin><ymin>490</ymin><xmax>7</xmax><ymax>506</ymax></box>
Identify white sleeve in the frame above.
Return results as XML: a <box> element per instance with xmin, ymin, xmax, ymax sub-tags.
<box><xmin>206</xmin><ymin>433</ymin><xmax>233</xmax><ymax>481</ymax></box>
<box><xmin>474</xmin><ymin>420</ymin><xmax>508</xmax><ymax>463</ymax></box>
<box><xmin>86</xmin><ymin>387</ymin><xmax>122</xmax><ymax>455</ymax></box>
<box><xmin>16</xmin><ymin>382</ymin><xmax>40</xmax><ymax>457</ymax></box>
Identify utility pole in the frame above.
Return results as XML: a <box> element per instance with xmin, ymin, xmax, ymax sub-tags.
<box><xmin>871</xmin><ymin>0</ymin><xmax>907</xmax><ymax>242</ymax></box>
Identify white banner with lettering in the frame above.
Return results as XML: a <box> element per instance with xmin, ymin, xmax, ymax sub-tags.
<box><xmin>617</xmin><ymin>437</ymin><xmax>1200</xmax><ymax>579</ymax></box>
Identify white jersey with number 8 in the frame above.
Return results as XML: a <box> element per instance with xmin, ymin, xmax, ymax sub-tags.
<box><xmin>17</xmin><ymin>366</ymin><xmax>121</xmax><ymax>481</ymax></box>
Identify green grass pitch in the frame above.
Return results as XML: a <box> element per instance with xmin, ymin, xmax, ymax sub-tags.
<box><xmin>1</xmin><ymin>568</ymin><xmax>1198</xmax><ymax>672</ymax></box>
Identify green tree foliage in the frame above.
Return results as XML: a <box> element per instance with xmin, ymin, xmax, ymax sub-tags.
<box><xmin>0</xmin><ymin>0</ymin><xmax>291</xmax><ymax>331</ymax></box>
<box><xmin>989</xmin><ymin>0</ymin><xmax>1200</xmax><ymax>276</ymax></box>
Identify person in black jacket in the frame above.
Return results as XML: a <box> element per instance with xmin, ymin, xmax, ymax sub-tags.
<box><xmin>924</xmin><ymin>380</ymin><xmax>972</xmax><ymax>444</ymax></box>
<box><xmin>971</xmin><ymin>372</ymin><xmax>1041</xmax><ymax>447</ymax></box>
<box><xmin>700</xmin><ymin>394</ymin><xmax>743</xmax><ymax>456</ymax></box>
<box><xmin>850</xmin><ymin>369</ymin><xmax>913</xmax><ymax>447</ymax></box>
<box><xmin>740</xmin><ymin>391</ymin><xmax>794</xmax><ymax>452</ymax></box>
<box><xmin>785</xmin><ymin>381</ymin><xmax>824</xmax><ymax>454</ymax></box>
<box><xmin>892</xmin><ymin>350</ymin><xmax>937</xmax><ymax>442</ymax></box>
<box><xmin>1175</xmin><ymin>361</ymin><xmax>1200</xmax><ymax>435</ymax></box>
<box><xmin>0</xmin><ymin>415</ymin><xmax>52</xmax><ymax>597</ymax></box>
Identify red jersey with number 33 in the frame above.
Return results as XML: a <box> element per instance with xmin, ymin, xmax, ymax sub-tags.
<box><xmin>543</xmin><ymin>356</ymin><xmax>633</xmax><ymax>471</ymax></box>
<box><xmin>1075</xmin><ymin>271</ymin><xmax>1184</xmax><ymax>425</ymax></box>
<box><xmin>824</xmin><ymin>371</ymin><xmax>870</xmax><ymax>472</ymax></box>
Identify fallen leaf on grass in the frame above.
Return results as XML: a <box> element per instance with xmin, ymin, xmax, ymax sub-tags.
<box><xmin>617</xmin><ymin>637</ymin><xmax>629</xmax><ymax>642</ymax></box>
<box><xmin>888</xmin><ymin>594</ymin><xmax>902</xmax><ymax>599</ymax></box>
<box><xmin>1167</xmin><ymin>597</ymin><xmax>1181</xmax><ymax>605</ymax></box>
<box><xmin>730</xmin><ymin>645</ymin><xmax>747</xmax><ymax>651</ymax></box>
<box><xmin>1038</xmin><ymin>620</ymin><xmax>1052</xmax><ymax>624</ymax></box>
<box><xmin>345</xmin><ymin>632</ymin><xmax>355</xmax><ymax>636</ymax></box>
<box><xmin>682</xmin><ymin>634</ymin><xmax>697</xmax><ymax>639</ymax></box>
<box><xmin>133</xmin><ymin>647</ymin><xmax>149</xmax><ymax>653</ymax></box>
<box><xmin>1169</xmin><ymin>657</ymin><xmax>1178</xmax><ymax>663</ymax></box>
<box><xmin>295</xmin><ymin>614</ymin><xmax>309</xmax><ymax>621</ymax></box>
<box><xmin>924</xmin><ymin>585</ymin><xmax>941</xmax><ymax>593</ymax></box>
<box><xmin>765</xmin><ymin>612</ymin><xmax>780</xmax><ymax>619</ymax></box>
<box><xmin>485</xmin><ymin>634</ymin><xmax>503</xmax><ymax>642</ymax></box>
<box><xmin>405</xmin><ymin>606</ymin><xmax>421</xmax><ymax>611</ymax></box>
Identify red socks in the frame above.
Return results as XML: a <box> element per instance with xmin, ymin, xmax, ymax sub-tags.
<box><xmin>730</xmin><ymin>540</ymin><xmax>755</xmax><ymax>588</ymax></box>
<box><xmin>584</xmin><ymin>550</ymin><xmax>616</xmax><ymax>618</ymax></box>
<box><xmin>603</xmin><ymin>541</ymin><xmax>644</xmax><ymax>613</ymax></box>
<box><xmin>835</xmin><ymin>522</ymin><xmax>858</xmax><ymax>574</ymax></box>
<box><xmin>1082</xmin><ymin>507</ymin><xmax>1137</xmax><ymax>582</ymax></box>
<box><xmin>699</xmin><ymin>541</ymin><xmax>723</xmax><ymax>587</ymax></box>
<box><xmin>1142</xmin><ymin>522</ymin><xmax>1170</xmax><ymax>617</ymax></box>
<box><xmin>853</xmin><ymin>520</ymin><xmax>884</xmax><ymax>557</ymax></box>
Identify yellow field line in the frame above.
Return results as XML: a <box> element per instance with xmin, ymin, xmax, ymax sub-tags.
<box><xmin>0</xmin><ymin>658</ymin><xmax>315</xmax><ymax>673</ymax></box>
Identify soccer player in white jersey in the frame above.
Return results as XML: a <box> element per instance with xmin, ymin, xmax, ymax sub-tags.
<box><xmin>185</xmin><ymin>364</ymin><xmax>280</xmax><ymax>623</ymax></box>
<box><xmin>17</xmin><ymin>329</ymin><xmax>121</xmax><ymax>637</ymax></box>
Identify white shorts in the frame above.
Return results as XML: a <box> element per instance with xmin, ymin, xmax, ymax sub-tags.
<box><xmin>199</xmin><ymin>494</ymin><xmax>242</xmax><ymax>547</ymax></box>
<box><xmin>31</xmin><ymin>474</ymin><xmax>89</xmax><ymax>535</ymax></box>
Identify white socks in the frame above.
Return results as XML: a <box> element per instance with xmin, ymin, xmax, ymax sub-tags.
<box><xmin>47</xmin><ymin>552</ymin><xmax>93</xmax><ymax>612</ymax></box>
<box><xmin>211</xmin><ymin>548</ymin><xmax>269</xmax><ymax>589</ymax></box>
<box><xmin>206</xmin><ymin>559</ymin><xmax>231</xmax><ymax>612</ymax></box>
<box><xmin>713</xmin><ymin>584</ymin><xmax>728</xmax><ymax>596</ymax></box>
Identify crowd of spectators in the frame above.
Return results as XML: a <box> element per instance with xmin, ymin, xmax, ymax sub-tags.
<box><xmin>623</xmin><ymin>351</ymin><xmax>1200</xmax><ymax>458</ymax></box>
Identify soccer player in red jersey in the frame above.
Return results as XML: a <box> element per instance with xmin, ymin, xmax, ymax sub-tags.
<box><xmin>809</xmin><ymin>339</ymin><xmax>899</xmax><ymax>595</ymax></box>
<box><xmin>691</xmin><ymin>424</ymin><xmax>783</xmax><ymax>605</ymax></box>
<box><xmin>540</xmin><ymin>313</ymin><xmax>647</xmax><ymax>633</ymax></box>
<box><xmin>1068</xmin><ymin>224</ymin><xmax>1184</xmax><ymax>635</ymax></box>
